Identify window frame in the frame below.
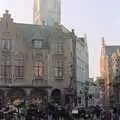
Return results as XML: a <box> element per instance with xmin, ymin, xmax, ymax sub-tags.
<box><xmin>56</xmin><ymin>40</ymin><xmax>64</xmax><ymax>54</ymax></box>
<box><xmin>33</xmin><ymin>60</ymin><xmax>44</xmax><ymax>79</ymax></box>
<box><xmin>32</xmin><ymin>39</ymin><xmax>43</xmax><ymax>49</ymax></box>
<box><xmin>1</xmin><ymin>62</ymin><xmax>12</xmax><ymax>81</ymax></box>
<box><xmin>2</xmin><ymin>39</ymin><xmax>11</xmax><ymax>50</ymax></box>
<box><xmin>55</xmin><ymin>60</ymin><xmax>64</xmax><ymax>79</ymax></box>
<box><xmin>15</xmin><ymin>55</ymin><xmax>24</xmax><ymax>80</ymax></box>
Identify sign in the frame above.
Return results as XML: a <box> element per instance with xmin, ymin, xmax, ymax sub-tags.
<box><xmin>72</xmin><ymin>109</ymin><xmax>78</xmax><ymax>114</ymax></box>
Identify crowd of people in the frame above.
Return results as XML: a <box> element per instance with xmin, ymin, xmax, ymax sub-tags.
<box><xmin>0</xmin><ymin>98</ymin><xmax>120</xmax><ymax>120</ymax></box>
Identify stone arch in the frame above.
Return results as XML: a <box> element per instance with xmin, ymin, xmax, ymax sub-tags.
<box><xmin>51</xmin><ymin>88</ymin><xmax>61</xmax><ymax>103</ymax></box>
<box><xmin>7</xmin><ymin>88</ymin><xmax>26</xmax><ymax>102</ymax></box>
<box><xmin>30</xmin><ymin>88</ymin><xmax>48</xmax><ymax>103</ymax></box>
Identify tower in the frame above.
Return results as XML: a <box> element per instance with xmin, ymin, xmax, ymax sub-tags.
<box><xmin>101</xmin><ymin>37</ymin><xmax>106</xmax><ymax>56</ymax></box>
<box><xmin>33</xmin><ymin>0</ymin><xmax>61</xmax><ymax>25</ymax></box>
<box><xmin>100</xmin><ymin>37</ymin><xmax>107</xmax><ymax>77</ymax></box>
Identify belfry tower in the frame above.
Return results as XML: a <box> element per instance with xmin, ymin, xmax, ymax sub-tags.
<box><xmin>33</xmin><ymin>0</ymin><xmax>61</xmax><ymax>25</ymax></box>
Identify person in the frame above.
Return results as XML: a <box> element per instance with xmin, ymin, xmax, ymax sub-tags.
<box><xmin>112</xmin><ymin>107</ymin><xmax>119</xmax><ymax>120</ymax></box>
<box><xmin>47</xmin><ymin>102</ymin><xmax>54</xmax><ymax>120</ymax></box>
<box><xmin>95</xmin><ymin>105</ymin><xmax>101</xmax><ymax>120</ymax></box>
<box><xmin>113</xmin><ymin>112</ymin><xmax>119</xmax><ymax>120</ymax></box>
<box><xmin>113</xmin><ymin>113</ymin><xmax>119</xmax><ymax>120</ymax></box>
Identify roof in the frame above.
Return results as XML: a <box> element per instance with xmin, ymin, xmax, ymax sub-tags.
<box><xmin>105</xmin><ymin>45</ymin><xmax>120</xmax><ymax>67</ymax></box>
<box><xmin>15</xmin><ymin>23</ymin><xmax>70</xmax><ymax>41</ymax></box>
<box><xmin>15</xmin><ymin>23</ymin><xmax>51</xmax><ymax>41</ymax></box>
<box><xmin>106</xmin><ymin>45</ymin><xmax>120</xmax><ymax>57</ymax></box>
<box><xmin>60</xmin><ymin>25</ymin><xmax>70</xmax><ymax>33</ymax></box>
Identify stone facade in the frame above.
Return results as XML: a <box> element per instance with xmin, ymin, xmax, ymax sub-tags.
<box><xmin>0</xmin><ymin>10</ymin><xmax>75</xmax><ymax>104</ymax></box>
<box><xmin>75</xmin><ymin>36</ymin><xmax>89</xmax><ymax>106</ymax></box>
<box><xmin>0</xmin><ymin>10</ymin><xmax>49</xmax><ymax>87</ymax></box>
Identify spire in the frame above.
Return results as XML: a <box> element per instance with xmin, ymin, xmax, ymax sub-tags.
<box><xmin>101</xmin><ymin>37</ymin><xmax>106</xmax><ymax>56</ymax></box>
<box><xmin>33</xmin><ymin>0</ymin><xmax>61</xmax><ymax>25</ymax></box>
<box><xmin>101</xmin><ymin>37</ymin><xmax>105</xmax><ymax>47</ymax></box>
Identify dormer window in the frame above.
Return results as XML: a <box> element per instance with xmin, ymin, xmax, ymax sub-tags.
<box><xmin>32</xmin><ymin>39</ymin><xmax>43</xmax><ymax>49</ymax></box>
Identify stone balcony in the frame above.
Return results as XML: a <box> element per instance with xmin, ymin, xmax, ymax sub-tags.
<box><xmin>32</xmin><ymin>76</ymin><xmax>48</xmax><ymax>87</ymax></box>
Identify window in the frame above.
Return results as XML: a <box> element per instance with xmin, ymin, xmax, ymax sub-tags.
<box><xmin>15</xmin><ymin>66</ymin><xmax>24</xmax><ymax>80</ymax></box>
<box><xmin>15</xmin><ymin>55</ymin><xmax>24</xmax><ymax>80</ymax></box>
<box><xmin>56</xmin><ymin>40</ymin><xmax>64</xmax><ymax>54</ymax></box>
<box><xmin>2</xmin><ymin>39</ymin><xmax>11</xmax><ymax>50</ymax></box>
<box><xmin>33</xmin><ymin>60</ymin><xmax>44</xmax><ymax>78</ymax></box>
<box><xmin>55</xmin><ymin>60</ymin><xmax>64</xmax><ymax>79</ymax></box>
<box><xmin>1</xmin><ymin>61</ymin><xmax>11</xmax><ymax>81</ymax></box>
<box><xmin>32</xmin><ymin>39</ymin><xmax>43</xmax><ymax>48</ymax></box>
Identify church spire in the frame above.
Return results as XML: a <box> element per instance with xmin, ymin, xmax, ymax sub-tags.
<box><xmin>101</xmin><ymin>37</ymin><xmax>105</xmax><ymax>47</ymax></box>
<box><xmin>101</xmin><ymin>37</ymin><xmax>106</xmax><ymax>56</ymax></box>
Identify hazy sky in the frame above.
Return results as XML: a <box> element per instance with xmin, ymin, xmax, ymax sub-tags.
<box><xmin>0</xmin><ymin>0</ymin><xmax>120</xmax><ymax>77</ymax></box>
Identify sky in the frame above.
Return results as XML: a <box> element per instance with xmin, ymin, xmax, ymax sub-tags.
<box><xmin>0</xmin><ymin>0</ymin><xmax>120</xmax><ymax>77</ymax></box>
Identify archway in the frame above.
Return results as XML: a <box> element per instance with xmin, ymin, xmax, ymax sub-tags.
<box><xmin>64</xmin><ymin>88</ymin><xmax>75</xmax><ymax>104</ymax></box>
<box><xmin>30</xmin><ymin>88</ymin><xmax>48</xmax><ymax>103</ymax></box>
<box><xmin>51</xmin><ymin>88</ymin><xmax>61</xmax><ymax>103</ymax></box>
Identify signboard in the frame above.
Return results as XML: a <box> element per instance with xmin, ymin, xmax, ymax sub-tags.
<box><xmin>72</xmin><ymin>109</ymin><xmax>78</xmax><ymax>114</ymax></box>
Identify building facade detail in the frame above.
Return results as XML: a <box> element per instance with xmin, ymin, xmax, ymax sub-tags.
<box><xmin>112</xmin><ymin>49</ymin><xmax>120</xmax><ymax>105</ymax></box>
<box><xmin>0</xmin><ymin>11</ymin><xmax>88</xmax><ymax>104</ymax></box>
<box><xmin>75</xmin><ymin>36</ymin><xmax>89</xmax><ymax>106</ymax></box>
<box><xmin>100</xmin><ymin>38</ymin><xmax>120</xmax><ymax>107</ymax></box>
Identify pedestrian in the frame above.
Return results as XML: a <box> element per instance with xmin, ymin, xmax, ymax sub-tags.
<box><xmin>47</xmin><ymin>102</ymin><xmax>54</xmax><ymax>120</ymax></box>
<box><xmin>113</xmin><ymin>113</ymin><xmax>119</xmax><ymax>120</ymax></box>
